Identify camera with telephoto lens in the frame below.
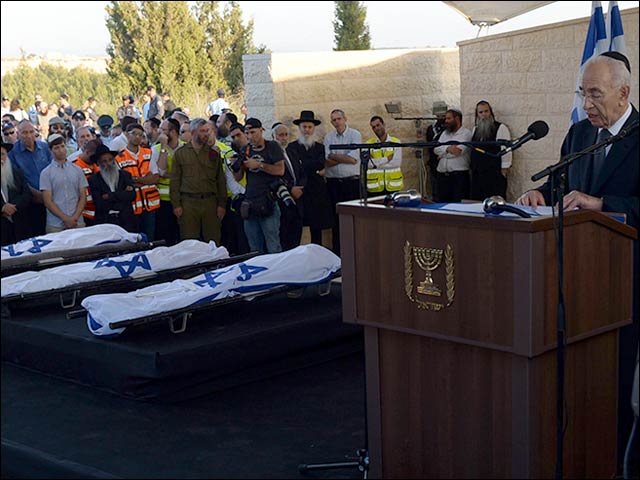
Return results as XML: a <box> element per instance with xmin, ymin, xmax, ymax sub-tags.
<box><xmin>270</xmin><ymin>178</ymin><xmax>295</xmax><ymax>207</ymax></box>
<box><xmin>228</xmin><ymin>149</ymin><xmax>247</xmax><ymax>173</ymax></box>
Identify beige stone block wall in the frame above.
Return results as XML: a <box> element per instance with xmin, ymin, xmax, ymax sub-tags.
<box><xmin>459</xmin><ymin>7</ymin><xmax>639</xmax><ymax>201</ymax></box>
<box><xmin>243</xmin><ymin>49</ymin><xmax>461</xmax><ymax>193</ymax></box>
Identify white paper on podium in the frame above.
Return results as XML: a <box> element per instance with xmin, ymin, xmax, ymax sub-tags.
<box><xmin>438</xmin><ymin>203</ymin><xmax>555</xmax><ymax>217</ymax></box>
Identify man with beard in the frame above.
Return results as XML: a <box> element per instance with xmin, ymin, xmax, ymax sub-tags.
<box><xmin>433</xmin><ymin>108</ymin><xmax>472</xmax><ymax>203</ymax></box>
<box><xmin>171</xmin><ymin>118</ymin><xmax>226</xmax><ymax>243</ymax></box>
<box><xmin>216</xmin><ymin>112</ymin><xmax>237</xmax><ymax>146</ymax></box>
<box><xmin>89</xmin><ymin>144</ymin><xmax>136</xmax><ymax>231</ymax></box>
<box><xmin>1</xmin><ymin>141</ymin><xmax>31</xmax><ymax>245</ymax></box>
<box><xmin>286</xmin><ymin>111</ymin><xmax>332</xmax><ymax>247</ymax></box>
<box><xmin>469</xmin><ymin>101</ymin><xmax>512</xmax><ymax>200</ymax></box>
<box><xmin>272</xmin><ymin>122</ymin><xmax>305</xmax><ymax>251</ymax></box>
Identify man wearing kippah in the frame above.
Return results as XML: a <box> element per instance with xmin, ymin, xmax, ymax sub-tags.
<box><xmin>433</xmin><ymin>107</ymin><xmax>472</xmax><ymax>202</ymax></box>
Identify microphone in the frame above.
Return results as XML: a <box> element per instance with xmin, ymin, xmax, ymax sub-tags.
<box><xmin>499</xmin><ymin>120</ymin><xmax>549</xmax><ymax>156</ymax></box>
<box><xmin>383</xmin><ymin>190</ymin><xmax>422</xmax><ymax>208</ymax></box>
<box><xmin>482</xmin><ymin>196</ymin><xmax>531</xmax><ymax>218</ymax></box>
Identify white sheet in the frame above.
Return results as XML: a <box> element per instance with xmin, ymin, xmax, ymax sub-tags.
<box><xmin>1</xmin><ymin>224</ymin><xmax>143</xmax><ymax>260</ymax></box>
<box><xmin>1</xmin><ymin>240</ymin><xmax>229</xmax><ymax>298</ymax></box>
<box><xmin>82</xmin><ymin>244</ymin><xmax>341</xmax><ymax>338</ymax></box>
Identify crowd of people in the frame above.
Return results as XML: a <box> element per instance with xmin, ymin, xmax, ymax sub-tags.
<box><xmin>0</xmin><ymin>51</ymin><xmax>638</xmax><ymax>474</ymax></box>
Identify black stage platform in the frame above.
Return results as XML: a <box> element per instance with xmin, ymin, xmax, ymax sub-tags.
<box><xmin>2</xmin><ymin>352</ymin><xmax>366</xmax><ymax>479</ymax></box>
<box><xmin>2</xmin><ymin>281</ymin><xmax>368</xmax><ymax>478</ymax></box>
<box><xmin>2</xmin><ymin>283</ymin><xmax>362</xmax><ymax>402</ymax></box>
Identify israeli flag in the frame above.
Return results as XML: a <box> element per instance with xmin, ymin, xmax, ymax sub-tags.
<box><xmin>1</xmin><ymin>240</ymin><xmax>229</xmax><ymax>298</ymax></box>
<box><xmin>606</xmin><ymin>1</ymin><xmax>627</xmax><ymax>54</ymax></box>
<box><xmin>1</xmin><ymin>224</ymin><xmax>143</xmax><ymax>260</ymax></box>
<box><xmin>571</xmin><ymin>1</ymin><xmax>608</xmax><ymax>125</ymax></box>
<box><xmin>83</xmin><ymin>244</ymin><xmax>341</xmax><ymax>338</ymax></box>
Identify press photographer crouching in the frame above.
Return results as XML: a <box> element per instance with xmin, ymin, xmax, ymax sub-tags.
<box><xmin>232</xmin><ymin>118</ymin><xmax>285</xmax><ymax>254</ymax></box>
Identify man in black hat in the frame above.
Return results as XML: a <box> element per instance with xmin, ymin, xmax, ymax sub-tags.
<box><xmin>232</xmin><ymin>117</ymin><xmax>285</xmax><ymax>254</ymax></box>
<box><xmin>287</xmin><ymin>111</ymin><xmax>333</xmax><ymax>248</ymax></box>
<box><xmin>88</xmin><ymin>144</ymin><xmax>136</xmax><ymax>232</ymax></box>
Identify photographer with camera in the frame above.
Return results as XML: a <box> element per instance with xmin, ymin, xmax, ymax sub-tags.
<box><xmin>219</xmin><ymin>122</ymin><xmax>250</xmax><ymax>255</ymax></box>
<box><xmin>232</xmin><ymin>118</ymin><xmax>285</xmax><ymax>254</ymax></box>
<box><xmin>272</xmin><ymin>122</ymin><xmax>305</xmax><ymax>251</ymax></box>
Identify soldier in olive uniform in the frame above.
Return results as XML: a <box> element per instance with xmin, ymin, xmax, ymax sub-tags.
<box><xmin>170</xmin><ymin>118</ymin><xmax>226</xmax><ymax>243</ymax></box>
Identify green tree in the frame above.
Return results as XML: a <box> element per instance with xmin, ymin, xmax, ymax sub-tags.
<box><xmin>333</xmin><ymin>1</ymin><xmax>371</xmax><ymax>51</ymax></box>
<box><xmin>1</xmin><ymin>61</ymin><xmax>118</xmax><ymax>117</ymax></box>
<box><xmin>195</xmin><ymin>1</ymin><xmax>266</xmax><ymax>94</ymax></box>
<box><xmin>106</xmin><ymin>1</ymin><xmax>207</xmax><ymax>107</ymax></box>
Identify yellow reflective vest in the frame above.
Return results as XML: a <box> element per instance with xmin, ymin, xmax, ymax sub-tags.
<box><xmin>365</xmin><ymin>135</ymin><xmax>403</xmax><ymax>193</ymax></box>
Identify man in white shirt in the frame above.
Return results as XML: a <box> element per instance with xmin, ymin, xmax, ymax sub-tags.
<box><xmin>206</xmin><ymin>89</ymin><xmax>230</xmax><ymax>117</ymax></box>
<box><xmin>323</xmin><ymin>108</ymin><xmax>362</xmax><ymax>256</ymax></box>
<box><xmin>433</xmin><ymin>108</ymin><xmax>472</xmax><ymax>203</ymax></box>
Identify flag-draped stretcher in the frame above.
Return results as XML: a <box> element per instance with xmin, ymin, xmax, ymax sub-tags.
<box><xmin>1</xmin><ymin>225</ymin><xmax>150</xmax><ymax>276</ymax></box>
<box><xmin>1</xmin><ymin>224</ymin><xmax>143</xmax><ymax>260</ymax></box>
<box><xmin>83</xmin><ymin>244</ymin><xmax>341</xmax><ymax>338</ymax></box>
<box><xmin>1</xmin><ymin>240</ymin><xmax>230</xmax><ymax>301</ymax></box>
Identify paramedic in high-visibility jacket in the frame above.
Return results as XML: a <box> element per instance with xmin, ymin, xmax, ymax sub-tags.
<box><xmin>365</xmin><ymin>116</ymin><xmax>403</xmax><ymax>196</ymax></box>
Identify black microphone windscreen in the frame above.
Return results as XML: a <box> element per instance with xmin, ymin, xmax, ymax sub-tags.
<box><xmin>528</xmin><ymin>120</ymin><xmax>549</xmax><ymax>140</ymax></box>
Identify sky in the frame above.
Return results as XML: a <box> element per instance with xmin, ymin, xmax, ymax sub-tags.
<box><xmin>0</xmin><ymin>1</ymin><xmax>638</xmax><ymax>58</ymax></box>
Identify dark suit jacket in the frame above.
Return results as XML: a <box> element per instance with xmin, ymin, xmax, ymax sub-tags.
<box><xmin>537</xmin><ymin>106</ymin><xmax>638</xmax><ymax>229</ymax></box>
<box><xmin>1</xmin><ymin>166</ymin><xmax>32</xmax><ymax>245</ymax></box>
<box><xmin>88</xmin><ymin>170</ymin><xmax>137</xmax><ymax>232</ymax></box>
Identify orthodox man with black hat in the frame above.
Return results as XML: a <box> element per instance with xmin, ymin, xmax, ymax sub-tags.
<box><xmin>516</xmin><ymin>52</ymin><xmax>638</xmax><ymax>474</ymax></box>
<box><xmin>469</xmin><ymin>101</ymin><xmax>512</xmax><ymax>200</ymax></box>
<box><xmin>1</xmin><ymin>141</ymin><xmax>31</xmax><ymax>245</ymax></box>
<box><xmin>40</xmin><ymin>134</ymin><xmax>88</xmax><ymax>233</ymax></box>
<box><xmin>286</xmin><ymin>110</ymin><xmax>333</xmax><ymax>247</ymax></box>
<box><xmin>88</xmin><ymin>144</ymin><xmax>137</xmax><ymax>232</ymax></box>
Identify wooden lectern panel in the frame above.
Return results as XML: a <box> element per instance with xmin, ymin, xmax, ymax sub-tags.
<box><xmin>338</xmin><ymin>201</ymin><xmax>634</xmax><ymax>479</ymax></box>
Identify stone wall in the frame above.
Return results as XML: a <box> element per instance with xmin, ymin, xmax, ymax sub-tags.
<box><xmin>459</xmin><ymin>7</ymin><xmax>639</xmax><ymax>200</ymax></box>
<box><xmin>244</xmin><ymin>49</ymin><xmax>461</xmax><ymax>192</ymax></box>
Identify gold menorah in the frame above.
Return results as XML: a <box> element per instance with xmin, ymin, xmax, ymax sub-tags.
<box><xmin>414</xmin><ymin>247</ymin><xmax>443</xmax><ymax>296</ymax></box>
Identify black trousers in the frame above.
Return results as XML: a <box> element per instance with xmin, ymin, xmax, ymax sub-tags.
<box><xmin>155</xmin><ymin>200</ymin><xmax>181</xmax><ymax>246</ymax></box>
<box><xmin>470</xmin><ymin>169</ymin><xmax>507</xmax><ymax>201</ymax></box>
<box><xmin>326</xmin><ymin>177</ymin><xmax>360</xmax><ymax>256</ymax></box>
<box><xmin>435</xmin><ymin>171</ymin><xmax>470</xmax><ymax>203</ymax></box>
<box><xmin>221</xmin><ymin>197</ymin><xmax>250</xmax><ymax>255</ymax></box>
<box><xmin>279</xmin><ymin>202</ymin><xmax>303</xmax><ymax>252</ymax></box>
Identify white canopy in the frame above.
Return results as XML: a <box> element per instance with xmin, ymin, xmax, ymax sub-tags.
<box><xmin>443</xmin><ymin>1</ymin><xmax>556</xmax><ymax>26</ymax></box>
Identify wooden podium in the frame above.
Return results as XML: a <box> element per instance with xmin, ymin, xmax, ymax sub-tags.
<box><xmin>337</xmin><ymin>200</ymin><xmax>636</xmax><ymax>479</ymax></box>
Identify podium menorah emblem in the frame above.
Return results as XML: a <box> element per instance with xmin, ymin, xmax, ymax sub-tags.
<box><xmin>404</xmin><ymin>241</ymin><xmax>455</xmax><ymax>311</ymax></box>
<box><xmin>414</xmin><ymin>247</ymin><xmax>443</xmax><ymax>296</ymax></box>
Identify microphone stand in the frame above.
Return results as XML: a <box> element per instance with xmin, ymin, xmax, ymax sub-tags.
<box><xmin>529</xmin><ymin>122</ymin><xmax>638</xmax><ymax>479</ymax></box>
<box><xmin>359</xmin><ymin>149</ymin><xmax>371</xmax><ymax>204</ymax></box>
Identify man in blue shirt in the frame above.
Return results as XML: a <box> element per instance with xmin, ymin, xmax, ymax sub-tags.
<box><xmin>8</xmin><ymin>119</ymin><xmax>53</xmax><ymax>236</ymax></box>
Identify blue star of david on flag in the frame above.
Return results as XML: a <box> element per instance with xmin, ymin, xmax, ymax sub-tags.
<box><xmin>93</xmin><ymin>254</ymin><xmax>152</xmax><ymax>278</ymax></box>
<box><xmin>193</xmin><ymin>268</ymin><xmax>234</xmax><ymax>288</ymax></box>
<box><xmin>236</xmin><ymin>263</ymin><xmax>268</xmax><ymax>282</ymax></box>
<box><xmin>1</xmin><ymin>238</ymin><xmax>53</xmax><ymax>257</ymax></box>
